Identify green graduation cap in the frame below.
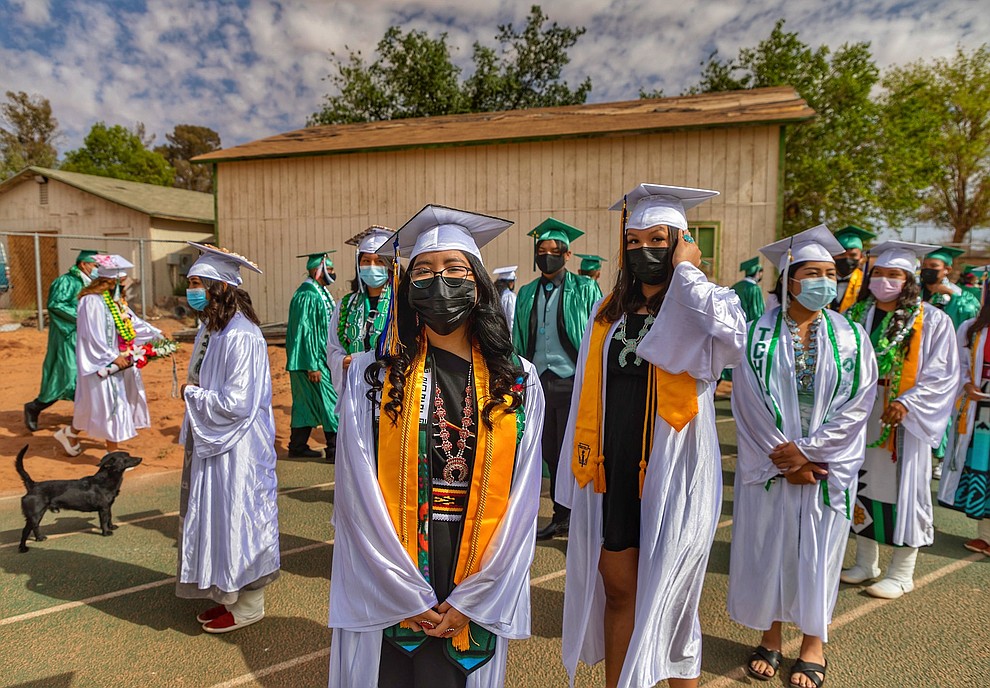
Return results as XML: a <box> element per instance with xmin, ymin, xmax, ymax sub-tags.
<box><xmin>297</xmin><ymin>251</ymin><xmax>336</xmax><ymax>270</ymax></box>
<box><xmin>925</xmin><ymin>246</ymin><xmax>965</xmax><ymax>266</ymax></box>
<box><xmin>528</xmin><ymin>217</ymin><xmax>584</xmax><ymax>247</ymax></box>
<box><xmin>739</xmin><ymin>256</ymin><xmax>762</xmax><ymax>276</ymax></box>
<box><xmin>577</xmin><ymin>254</ymin><xmax>606</xmax><ymax>271</ymax></box>
<box><xmin>833</xmin><ymin>225</ymin><xmax>876</xmax><ymax>251</ymax></box>
<box><xmin>72</xmin><ymin>249</ymin><xmax>99</xmax><ymax>264</ymax></box>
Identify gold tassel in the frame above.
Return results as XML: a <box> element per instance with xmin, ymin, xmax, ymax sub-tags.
<box><xmin>594</xmin><ymin>455</ymin><xmax>607</xmax><ymax>493</ymax></box>
<box><xmin>452</xmin><ymin>625</ymin><xmax>472</xmax><ymax>651</ymax></box>
<box><xmin>378</xmin><ymin>241</ymin><xmax>403</xmax><ymax>358</ymax></box>
<box><xmin>619</xmin><ymin>194</ymin><xmax>628</xmax><ymax>270</ymax></box>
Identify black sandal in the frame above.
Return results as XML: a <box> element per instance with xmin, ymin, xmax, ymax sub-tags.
<box><xmin>746</xmin><ymin>645</ymin><xmax>783</xmax><ymax>681</ymax></box>
<box><xmin>790</xmin><ymin>658</ymin><xmax>827</xmax><ymax>688</ymax></box>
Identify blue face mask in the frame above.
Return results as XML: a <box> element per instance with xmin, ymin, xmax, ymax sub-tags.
<box><xmin>792</xmin><ymin>277</ymin><xmax>837</xmax><ymax>312</ymax></box>
<box><xmin>359</xmin><ymin>265</ymin><xmax>389</xmax><ymax>288</ymax></box>
<box><xmin>186</xmin><ymin>288</ymin><xmax>208</xmax><ymax>312</ymax></box>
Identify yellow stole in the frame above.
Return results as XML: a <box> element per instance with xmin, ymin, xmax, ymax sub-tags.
<box><xmin>881</xmin><ymin>304</ymin><xmax>924</xmax><ymax>450</ymax></box>
<box><xmin>956</xmin><ymin>328</ymin><xmax>983</xmax><ymax>435</ymax></box>
<box><xmin>378</xmin><ymin>340</ymin><xmax>517</xmax><ymax>650</ymax></box>
<box><xmin>838</xmin><ymin>269</ymin><xmax>863</xmax><ymax>312</ymax></box>
<box><xmin>572</xmin><ymin>296</ymin><xmax>698</xmax><ymax>496</ymax></box>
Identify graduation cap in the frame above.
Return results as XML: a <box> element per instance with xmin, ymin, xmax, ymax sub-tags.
<box><xmin>376</xmin><ymin>205</ymin><xmax>513</xmax><ymax>264</ymax></box>
<box><xmin>871</xmin><ymin>241</ymin><xmax>939</xmax><ymax>272</ymax></box>
<box><xmin>759</xmin><ymin>225</ymin><xmax>843</xmax><ymax>272</ymax></box>
<box><xmin>71</xmin><ymin>248</ymin><xmax>99</xmax><ymax>264</ymax></box>
<box><xmin>833</xmin><ymin>225</ymin><xmax>875</xmax><ymax>251</ymax></box>
<box><xmin>187</xmin><ymin>242</ymin><xmax>262</xmax><ymax>287</ymax></box>
<box><xmin>91</xmin><ymin>253</ymin><xmax>134</xmax><ymax>279</ymax></box>
<box><xmin>492</xmin><ymin>265</ymin><xmax>518</xmax><ymax>281</ymax></box>
<box><xmin>924</xmin><ymin>245</ymin><xmax>965</xmax><ymax>267</ymax></box>
<box><xmin>577</xmin><ymin>254</ymin><xmax>606</xmax><ymax>272</ymax></box>
<box><xmin>346</xmin><ymin>225</ymin><xmax>394</xmax><ymax>254</ymax></box>
<box><xmin>609</xmin><ymin>184</ymin><xmax>719</xmax><ymax>231</ymax></box>
<box><xmin>528</xmin><ymin>217</ymin><xmax>584</xmax><ymax>247</ymax></box>
<box><xmin>297</xmin><ymin>251</ymin><xmax>336</xmax><ymax>270</ymax></box>
<box><xmin>739</xmin><ymin>256</ymin><xmax>762</xmax><ymax>276</ymax></box>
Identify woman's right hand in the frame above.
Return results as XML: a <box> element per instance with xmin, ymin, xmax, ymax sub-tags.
<box><xmin>964</xmin><ymin>382</ymin><xmax>987</xmax><ymax>401</ymax></box>
<box><xmin>113</xmin><ymin>354</ymin><xmax>132</xmax><ymax>369</ymax></box>
<box><xmin>403</xmin><ymin>609</ymin><xmax>443</xmax><ymax>633</ymax></box>
<box><xmin>342</xmin><ymin>355</ymin><xmax>352</xmax><ymax>371</ymax></box>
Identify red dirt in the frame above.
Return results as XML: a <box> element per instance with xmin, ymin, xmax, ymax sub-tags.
<box><xmin>0</xmin><ymin>317</ymin><xmax>298</xmax><ymax>496</ymax></box>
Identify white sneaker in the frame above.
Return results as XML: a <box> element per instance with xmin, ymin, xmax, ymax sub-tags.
<box><xmin>840</xmin><ymin>565</ymin><xmax>881</xmax><ymax>584</ymax></box>
<box><xmin>865</xmin><ymin>577</ymin><xmax>914</xmax><ymax>599</ymax></box>
<box><xmin>933</xmin><ymin>462</ymin><xmax>943</xmax><ymax>480</ymax></box>
<box><xmin>54</xmin><ymin>427</ymin><xmax>82</xmax><ymax>457</ymax></box>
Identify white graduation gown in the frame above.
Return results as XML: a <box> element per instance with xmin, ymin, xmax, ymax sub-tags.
<box><xmin>938</xmin><ymin>320</ymin><xmax>986</xmax><ymax>506</ymax></box>
<box><xmin>177</xmin><ymin>312</ymin><xmax>280</xmax><ymax>602</ymax></box>
<box><xmin>557</xmin><ymin>262</ymin><xmax>746</xmax><ymax>687</ymax></box>
<box><xmin>326</xmin><ymin>300</ymin><xmax>348</xmax><ymax>396</ymax></box>
<box><xmin>851</xmin><ymin>304</ymin><xmax>959</xmax><ymax>547</ymax></box>
<box><xmin>73</xmin><ymin>294</ymin><xmax>161</xmax><ymax>442</ymax></box>
<box><xmin>327</xmin><ymin>351</ymin><xmax>546</xmax><ymax>688</ymax></box>
<box><xmin>728</xmin><ymin>308</ymin><xmax>878</xmax><ymax>640</ymax></box>
<box><xmin>500</xmin><ymin>289</ymin><xmax>516</xmax><ymax>332</ymax></box>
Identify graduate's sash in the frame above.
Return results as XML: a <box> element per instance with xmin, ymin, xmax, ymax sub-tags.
<box><xmin>377</xmin><ymin>339</ymin><xmax>522</xmax><ymax>668</ymax></box>
<box><xmin>837</xmin><ymin>269</ymin><xmax>863</xmax><ymax>312</ymax></box>
<box><xmin>572</xmin><ymin>296</ymin><xmax>698</xmax><ymax>496</ymax></box>
<box><xmin>746</xmin><ymin>308</ymin><xmax>863</xmax><ymax>515</ymax></box>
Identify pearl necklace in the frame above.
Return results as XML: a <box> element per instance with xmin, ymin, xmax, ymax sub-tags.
<box><xmin>433</xmin><ymin>364</ymin><xmax>474</xmax><ymax>483</ymax></box>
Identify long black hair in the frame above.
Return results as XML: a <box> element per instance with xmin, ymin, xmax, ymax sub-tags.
<box><xmin>201</xmin><ymin>277</ymin><xmax>261</xmax><ymax>331</ymax></box>
<box><xmin>365</xmin><ymin>252</ymin><xmax>525</xmax><ymax>428</ymax></box>
<box><xmin>771</xmin><ymin>262</ymin><xmax>805</xmax><ymax>303</ymax></box>
<box><xmin>596</xmin><ymin>230</ymin><xmax>679</xmax><ymax>324</ymax></box>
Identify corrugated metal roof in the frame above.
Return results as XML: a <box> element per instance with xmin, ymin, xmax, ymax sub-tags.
<box><xmin>195</xmin><ymin>87</ymin><xmax>814</xmax><ymax>163</ymax></box>
<box><xmin>0</xmin><ymin>167</ymin><xmax>214</xmax><ymax>224</ymax></box>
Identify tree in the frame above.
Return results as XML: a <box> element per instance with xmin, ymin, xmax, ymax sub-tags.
<box><xmin>682</xmin><ymin>20</ymin><xmax>882</xmax><ymax>236</ymax></box>
<box><xmin>155</xmin><ymin>124</ymin><xmax>221</xmax><ymax>193</ymax></box>
<box><xmin>61</xmin><ymin>122</ymin><xmax>174</xmax><ymax>186</ymax></box>
<box><xmin>879</xmin><ymin>45</ymin><xmax>990</xmax><ymax>244</ymax></box>
<box><xmin>0</xmin><ymin>91</ymin><xmax>60</xmax><ymax>179</ymax></box>
<box><xmin>309</xmin><ymin>5</ymin><xmax>592</xmax><ymax>125</ymax></box>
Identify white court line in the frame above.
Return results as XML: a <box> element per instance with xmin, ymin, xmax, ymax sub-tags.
<box><xmin>0</xmin><ymin>481</ymin><xmax>335</xmax><ymax>550</ymax></box>
<box><xmin>0</xmin><ymin>537</ymin><xmax>335</xmax><ymax>627</ymax></box>
<box><xmin>700</xmin><ymin>551</ymin><xmax>987</xmax><ymax>687</ymax></box>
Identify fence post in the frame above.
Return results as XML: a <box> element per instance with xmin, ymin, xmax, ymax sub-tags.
<box><xmin>138</xmin><ymin>238</ymin><xmax>147</xmax><ymax>319</ymax></box>
<box><xmin>33</xmin><ymin>233</ymin><xmax>44</xmax><ymax>331</ymax></box>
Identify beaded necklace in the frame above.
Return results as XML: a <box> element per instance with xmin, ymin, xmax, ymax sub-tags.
<box><xmin>102</xmin><ymin>291</ymin><xmax>136</xmax><ymax>342</ymax></box>
<box><xmin>433</xmin><ymin>364</ymin><xmax>474</xmax><ymax>483</ymax></box>
<box><xmin>614</xmin><ymin>313</ymin><xmax>655</xmax><ymax>367</ymax></box>
<box><xmin>785</xmin><ymin>312</ymin><xmax>820</xmax><ymax>392</ymax></box>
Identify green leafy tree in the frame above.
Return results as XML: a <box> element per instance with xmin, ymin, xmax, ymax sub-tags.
<box><xmin>682</xmin><ymin>20</ymin><xmax>882</xmax><ymax>236</ymax></box>
<box><xmin>155</xmin><ymin>124</ymin><xmax>221</xmax><ymax>193</ymax></box>
<box><xmin>309</xmin><ymin>5</ymin><xmax>591</xmax><ymax>125</ymax></box>
<box><xmin>61</xmin><ymin>122</ymin><xmax>174</xmax><ymax>186</ymax></box>
<box><xmin>0</xmin><ymin>91</ymin><xmax>60</xmax><ymax>179</ymax></box>
<box><xmin>879</xmin><ymin>45</ymin><xmax>990</xmax><ymax>244</ymax></box>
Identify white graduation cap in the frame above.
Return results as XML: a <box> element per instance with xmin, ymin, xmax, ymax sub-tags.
<box><xmin>871</xmin><ymin>241</ymin><xmax>940</xmax><ymax>272</ymax></box>
<box><xmin>91</xmin><ymin>253</ymin><xmax>134</xmax><ymax>279</ymax></box>
<box><xmin>609</xmin><ymin>184</ymin><xmax>720</xmax><ymax>231</ymax></box>
<box><xmin>376</xmin><ymin>204</ymin><xmax>513</xmax><ymax>265</ymax></box>
<box><xmin>346</xmin><ymin>225</ymin><xmax>394</xmax><ymax>255</ymax></box>
<box><xmin>759</xmin><ymin>224</ymin><xmax>844</xmax><ymax>272</ymax></box>
<box><xmin>492</xmin><ymin>265</ymin><xmax>518</xmax><ymax>281</ymax></box>
<box><xmin>186</xmin><ymin>242</ymin><xmax>263</xmax><ymax>287</ymax></box>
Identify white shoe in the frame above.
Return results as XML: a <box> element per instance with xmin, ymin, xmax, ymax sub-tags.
<box><xmin>865</xmin><ymin>577</ymin><xmax>914</xmax><ymax>599</ymax></box>
<box><xmin>840</xmin><ymin>565</ymin><xmax>881</xmax><ymax>584</ymax></box>
<box><xmin>54</xmin><ymin>427</ymin><xmax>82</xmax><ymax>457</ymax></box>
<box><xmin>933</xmin><ymin>462</ymin><xmax>943</xmax><ymax>480</ymax></box>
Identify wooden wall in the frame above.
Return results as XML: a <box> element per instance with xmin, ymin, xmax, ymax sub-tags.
<box><xmin>216</xmin><ymin>125</ymin><xmax>782</xmax><ymax>323</ymax></box>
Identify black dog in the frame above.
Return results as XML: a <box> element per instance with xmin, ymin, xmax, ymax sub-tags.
<box><xmin>16</xmin><ymin>445</ymin><xmax>143</xmax><ymax>553</ymax></box>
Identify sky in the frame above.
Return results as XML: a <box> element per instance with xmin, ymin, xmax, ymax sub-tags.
<box><xmin>1</xmin><ymin>0</ymin><xmax>986</xmax><ymax>158</ymax></box>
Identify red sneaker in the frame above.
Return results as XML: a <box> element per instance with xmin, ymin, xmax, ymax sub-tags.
<box><xmin>196</xmin><ymin>605</ymin><xmax>227</xmax><ymax>624</ymax></box>
<box><xmin>963</xmin><ymin>538</ymin><xmax>990</xmax><ymax>555</ymax></box>
<box><xmin>202</xmin><ymin>611</ymin><xmax>264</xmax><ymax>634</ymax></box>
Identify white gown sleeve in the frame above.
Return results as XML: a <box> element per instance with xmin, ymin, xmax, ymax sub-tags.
<box><xmin>897</xmin><ymin>308</ymin><xmax>961</xmax><ymax>446</ymax></box>
<box><xmin>76</xmin><ymin>295</ymin><xmax>116</xmax><ymax>375</ymax></box>
<box><xmin>128</xmin><ymin>309</ymin><xmax>163</xmax><ymax>345</ymax></box>
<box><xmin>443</xmin><ymin>358</ymin><xmax>545</xmax><ymax>638</ymax></box>
<box><xmin>638</xmin><ymin>261</ymin><xmax>747</xmax><ymax>381</ymax></box>
<box><xmin>327</xmin><ymin>299</ymin><xmax>348</xmax><ymax>395</ymax></box>
<box><xmin>328</xmin><ymin>351</ymin><xmax>439</xmax><ymax>631</ymax></box>
<box><xmin>731</xmin><ymin>348</ymin><xmax>789</xmax><ymax>486</ymax></box>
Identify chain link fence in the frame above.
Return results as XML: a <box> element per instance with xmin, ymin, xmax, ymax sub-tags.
<box><xmin>0</xmin><ymin>232</ymin><xmax>212</xmax><ymax>330</ymax></box>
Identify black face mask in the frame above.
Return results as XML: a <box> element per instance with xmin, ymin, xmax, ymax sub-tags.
<box><xmin>536</xmin><ymin>253</ymin><xmax>566</xmax><ymax>275</ymax></box>
<box><xmin>835</xmin><ymin>257</ymin><xmax>858</xmax><ymax>278</ymax></box>
<box><xmin>407</xmin><ymin>279</ymin><xmax>476</xmax><ymax>335</ymax></box>
<box><xmin>626</xmin><ymin>247</ymin><xmax>670</xmax><ymax>285</ymax></box>
<box><xmin>920</xmin><ymin>268</ymin><xmax>941</xmax><ymax>286</ymax></box>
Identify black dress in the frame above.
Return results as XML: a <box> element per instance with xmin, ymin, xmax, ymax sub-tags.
<box><xmin>379</xmin><ymin>346</ymin><xmax>474</xmax><ymax>688</ymax></box>
<box><xmin>601</xmin><ymin>314</ymin><xmax>651</xmax><ymax>552</ymax></box>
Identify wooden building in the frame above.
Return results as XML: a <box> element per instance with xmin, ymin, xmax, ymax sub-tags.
<box><xmin>196</xmin><ymin>87</ymin><xmax>814</xmax><ymax>323</ymax></box>
<box><xmin>0</xmin><ymin>167</ymin><xmax>214</xmax><ymax>310</ymax></box>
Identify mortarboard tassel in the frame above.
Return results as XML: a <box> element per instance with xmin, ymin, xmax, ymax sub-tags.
<box><xmin>377</xmin><ymin>238</ymin><xmax>404</xmax><ymax>359</ymax></box>
<box><xmin>619</xmin><ymin>194</ymin><xmax>628</xmax><ymax>270</ymax></box>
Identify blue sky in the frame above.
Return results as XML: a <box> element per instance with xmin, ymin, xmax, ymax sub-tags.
<box><xmin>0</xmin><ymin>0</ymin><xmax>986</xmax><ymax>162</ymax></box>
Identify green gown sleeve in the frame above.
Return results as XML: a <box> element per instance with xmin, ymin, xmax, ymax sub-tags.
<box><xmin>285</xmin><ymin>288</ymin><xmax>328</xmax><ymax>372</ymax></box>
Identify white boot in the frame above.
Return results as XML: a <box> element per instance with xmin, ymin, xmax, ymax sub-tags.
<box><xmin>203</xmin><ymin>588</ymin><xmax>265</xmax><ymax>634</ymax></box>
<box><xmin>54</xmin><ymin>426</ymin><xmax>82</xmax><ymax>457</ymax></box>
<box><xmin>866</xmin><ymin>546</ymin><xmax>918</xmax><ymax>599</ymax></box>
<box><xmin>840</xmin><ymin>535</ymin><xmax>881</xmax><ymax>584</ymax></box>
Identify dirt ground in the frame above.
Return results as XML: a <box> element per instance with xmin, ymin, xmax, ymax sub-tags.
<box><xmin>0</xmin><ymin>316</ymin><xmax>301</xmax><ymax>496</ymax></box>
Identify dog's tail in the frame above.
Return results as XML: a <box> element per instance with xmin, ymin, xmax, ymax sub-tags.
<box><xmin>14</xmin><ymin>445</ymin><xmax>33</xmax><ymax>491</ymax></box>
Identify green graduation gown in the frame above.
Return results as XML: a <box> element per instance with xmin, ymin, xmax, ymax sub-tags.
<box><xmin>512</xmin><ymin>270</ymin><xmax>602</xmax><ymax>358</ymax></box>
<box><xmin>37</xmin><ymin>267</ymin><xmax>86</xmax><ymax>404</ymax></box>
<box><xmin>285</xmin><ymin>279</ymin><xmax>338</xmax><ymax>432</ymax></box>
<box><xmin>944</xmin><ymin>289</ymin><xmax>981</xmax><ymax>329</ymax></box>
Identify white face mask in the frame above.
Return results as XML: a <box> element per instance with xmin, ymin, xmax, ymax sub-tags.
<box><xmin>869</xmin><ymin>276</ymin><xmax>906</xmax><ymax>302</ymax></box>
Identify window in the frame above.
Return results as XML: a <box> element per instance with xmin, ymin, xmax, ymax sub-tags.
<box><xmin>688</xmin><ymin>222</ymin><xmax>719</xmax><ymax>278</ymax></box>
<box><xmin>38</xmin><ymin>183</ymin><xmax>48</xmax><ymax>205</ymax></box>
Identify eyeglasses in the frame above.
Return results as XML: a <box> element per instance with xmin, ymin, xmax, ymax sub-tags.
<box><xmin>409</xmin><ymin>266</ymin><xmax>473</xmax><ymax>289</ymax></box>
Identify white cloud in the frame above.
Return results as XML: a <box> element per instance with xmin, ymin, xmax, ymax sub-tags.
<box><xmin>10</xmin><ymin>0</ymin><xmax>51</xmax><ymax>25</ymax></box>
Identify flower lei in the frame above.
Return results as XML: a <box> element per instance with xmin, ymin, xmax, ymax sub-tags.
<box><xmin>103</xmin><ymin>291</ymin><xmax>136</xmax><ymax>342</ymax></box>
<box><xmin>846</xmin><ymin>295</ymin><xmax>920</xmax><ymax>448</ymax></box>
